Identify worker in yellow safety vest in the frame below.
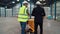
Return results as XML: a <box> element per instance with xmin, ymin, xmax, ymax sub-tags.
<box><xmin>18</xmin><ymin>1</ymin><xmax>29</xmax><ymax>34</ymax></box>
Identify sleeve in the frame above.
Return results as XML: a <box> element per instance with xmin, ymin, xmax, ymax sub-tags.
<box><xmin>31</xmin><ymin>8</ymin><xmax>35</xmax><ymax>16</ymax></box>
<box><xmin>42</xmin><ymin>8</ymin><xmax>46</xmax><ymax>16</ymax></box>
<box><xmin>27</xmin><ymin>9</ymin><xmax>29</xmax><ymax>16</ymax></box>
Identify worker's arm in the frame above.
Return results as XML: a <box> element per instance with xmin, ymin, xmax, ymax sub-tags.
<box><xmin>31</xmin><ymin>8</ymin><xmax>35</xmax><ymax>16</ymax></box>
<box><xmin>42</xmin><ymin>8</ymin><xmax>46</xmax><ymax>18</ymax></box>
<box><xmin>27</xmin><ymin>9</ymin><xmax>30</xmax><ymax>16</ymax></box>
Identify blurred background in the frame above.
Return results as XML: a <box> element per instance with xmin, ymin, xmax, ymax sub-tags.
<box><xmin>0</xmin><ymin>0</ymin><xmax>60</xmax><ymax>34</ymax></box>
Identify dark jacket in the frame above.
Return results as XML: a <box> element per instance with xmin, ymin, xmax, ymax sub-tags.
<box><xmin>32</xmin><ymin>6</ymin><xmax>46</xmax><ymax>23</ymax></box>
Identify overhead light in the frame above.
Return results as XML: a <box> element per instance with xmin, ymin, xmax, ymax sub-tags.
<box><xmin>12</xmin><ymin>1</ymin><xmax>15</xmax><ymax>3</ymax></box>
<box><xmin>17</xmin><ymin>0</ymin><xmax>19</xmax><ymax>1</ymax></box>
<box><xmin>28</xmin><ymin>0</ymin><xmax>30</xmax><ymax>1</ymax></box>
<box><xmin>39</xmin><ymin>0</ymin><xmax>45</xmax><ymax>1</ymax></box>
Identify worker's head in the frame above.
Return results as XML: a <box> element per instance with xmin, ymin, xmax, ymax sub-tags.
<box><xmin>36</xmin><ymin>1</ymin><xmax>42</xmax><ymax>6</ymax></box>
<box><xmin>23</xmin><ymin>1</ymin><xmax>28</xmax><ymax>7</ymax></box>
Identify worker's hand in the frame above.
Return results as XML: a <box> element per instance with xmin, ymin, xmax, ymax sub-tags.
<box><xmin>28</xmin><ymin>13</ymin><xmax>30</xmax><ymax>17</ymax></box>
<box><xmin>27</xmin><ymin>21</ymin><xmax>29</xmax><ymax>24</ymax></box>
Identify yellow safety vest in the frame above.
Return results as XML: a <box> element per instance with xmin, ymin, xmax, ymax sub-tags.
<box><xmin>18</xmin><ymin>6</ymin><xmax>29</xmax><ymax>22</ymax></box>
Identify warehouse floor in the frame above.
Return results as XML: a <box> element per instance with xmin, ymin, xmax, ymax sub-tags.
<box><xmin>0</xmin><ymin>17</ymin><xmax>60</xmax><ymax>34</ymax></box>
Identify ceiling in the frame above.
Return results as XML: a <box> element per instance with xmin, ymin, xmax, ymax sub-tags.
<box><xmin>0</xmin><ymin>0</ymin><xmax>20</xmax><ymax>8</ymax></box>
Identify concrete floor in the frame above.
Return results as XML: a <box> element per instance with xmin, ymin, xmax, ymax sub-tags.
<box><xmin>0</xmin><ymin>17</ymin><xmax>60</xmax><ymax>34</ymax></box>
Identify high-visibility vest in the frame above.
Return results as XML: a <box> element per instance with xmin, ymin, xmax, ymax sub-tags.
<box><xmin>18</xmin><ymin>6</ymin><xmax>29</xmax><ymax>22</ymax></box>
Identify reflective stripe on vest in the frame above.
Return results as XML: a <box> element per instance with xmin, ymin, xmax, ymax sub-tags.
<box><xmin>18</xmin><ymin>18</ymin><xmax>28</xmax><ymax>22</ymax></box>
<box><xmin>18</xmin><ymin>15</ymin><xmax>28</xmax><ymax>19</ymax></box>
<box><xmin>18</xmin><ymin>6</ymin><xmax>29</xmax><ymax>22</ymax></box>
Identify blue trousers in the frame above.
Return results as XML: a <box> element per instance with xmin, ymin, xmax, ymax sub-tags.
<box><xmin>20</xmin><ymin>22</ymin><xmax>26</xmax><ymax>34</ymax></box>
